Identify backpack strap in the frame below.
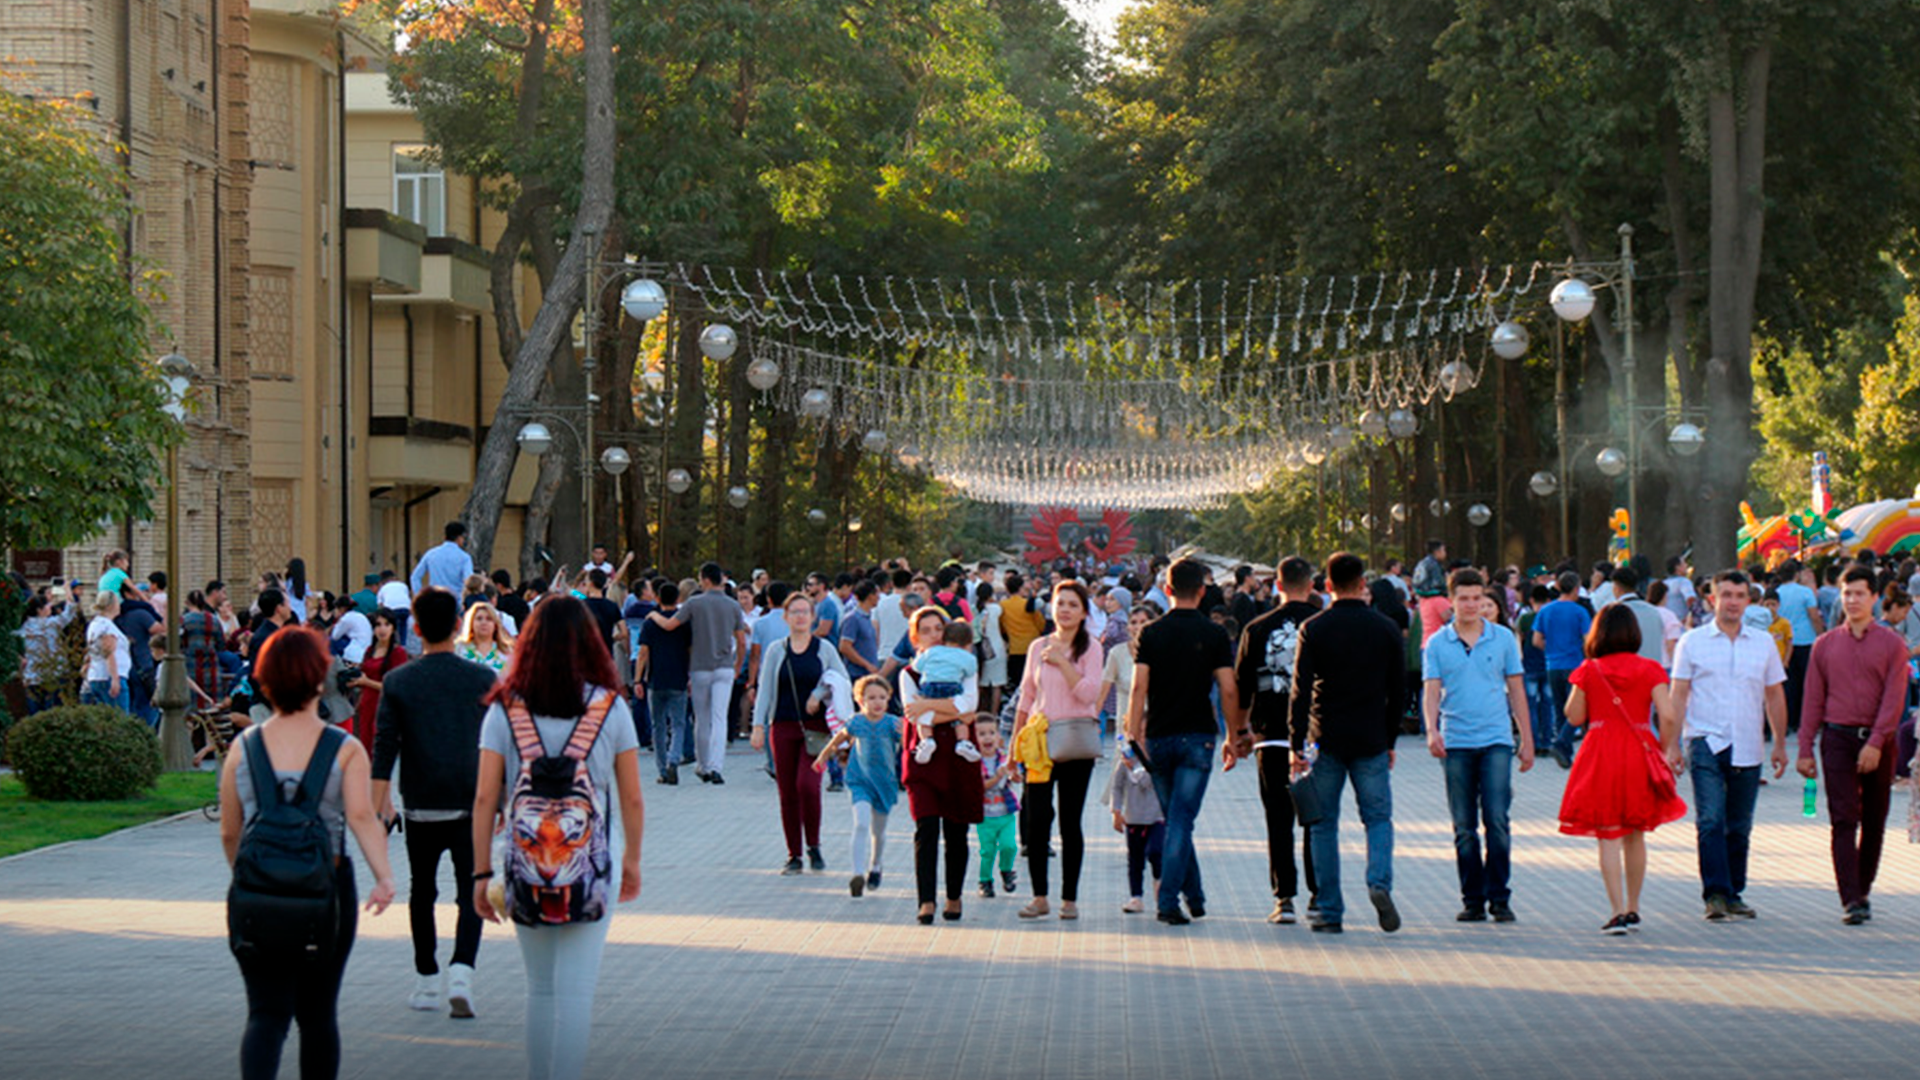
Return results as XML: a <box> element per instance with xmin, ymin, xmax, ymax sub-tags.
<box><xmin>294</xmin><ymin>727</ymin><xmax>346</xmax><ymax>809</ymax></box>
<box><xmin>564</xmin><ymin>691</ymin><xmax>615</xmax><ymax>760</ymax></box>
<box><xmin>505</xmin><ymin>699</ymin><xmax>545</xmax><ymax>763</ymax></box>
<box><xmin>242</xmin><ymin>727</ymin><xmax>280</xmax><ymax>810</ymax></box>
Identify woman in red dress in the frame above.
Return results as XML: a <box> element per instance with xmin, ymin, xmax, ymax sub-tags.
<box><xmin>1558</xmin><ymin>603</ymin><xmax>1687</xmax><ymax>934</ymax></box>
<box><xmin>349</xmin><ymin>608</ymin><xmax>408</xmax><ymax>747</ymax></box>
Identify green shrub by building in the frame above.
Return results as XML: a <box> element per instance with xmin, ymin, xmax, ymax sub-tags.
<box><xmin>9</xmin><ymin>705</ymin><xmax>162</xmax><ymax>801</ymax></box>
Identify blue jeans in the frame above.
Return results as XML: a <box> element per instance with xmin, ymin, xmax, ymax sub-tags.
<box><xmin>648</xmin><ymin>688</ymin><xmax>691</xmax><ymax>779</ymax></box>
<box><xmin>1523</xmin><ymin>672</ymin><xmax>1555</xmax><ymax>751</ymax></box>
<box><xmin>81</xmin><ymin>679</ymin><xmax>130</xmax><ymax>712</ymax></box>
<box><xmin>1307</xmin><ymin>750</ymin><xmax>1394</xmax><ymax>923</ymax></box>
<box><xmin>1546</xmin><ymin>669</ymin><xmax>1578</xmax><ymax>756</ymax></box>
<box><xmin>1689</xmin><ymin>738</ymin><xmax>1760</xmax><ymax>902</ymax></box>
<box><xmin>1146</xmin><ymin>733</ymin><xmax>1216</xmax><ymax>915</ymax></box>
<box><xmin>1442</xmin><ymin>745</ymin><xmax>1514</xmax><ymax>907</ymax></box>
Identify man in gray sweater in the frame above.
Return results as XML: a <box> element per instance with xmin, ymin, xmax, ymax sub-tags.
<box><xmin>372</xmin><ymin>587</ymin><xmax>498</xmax><ymax>1019</ymax></box>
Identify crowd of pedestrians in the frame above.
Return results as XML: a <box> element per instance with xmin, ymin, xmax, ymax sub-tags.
<box><xmin>16</xmin><ymin>520</ymin><xmax>1920</xmax><ymax>1079</ymax></box>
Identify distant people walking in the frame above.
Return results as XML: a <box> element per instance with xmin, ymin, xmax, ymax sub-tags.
<box><xmin>637</xmin><ymin>581</ymin><xmax>693</xmax><ymax>784</ymax></box>
<box><xmin>899</xmin><ymin>607</ymin><xmax>985</xmax><ymax>924</ymax></box>
<box><xmin>813</xmin><ymin>676</ymin><xmax>905</xmax><ymax>897</ymax></box>
<box><xmin>1796</xmin><ymin>566</ymin><xmax>1909</xmax><ymax>924</ymax></box>
<box><xmin>348</xmin><ymin>609</ymin><xmax>406</xmax><ymax>749</ymax></box>
<box><xmin>370</xmin><ymin>588</ymin><xmax>499</xmax><ymax>1018</ymax></box>
<box><xmin>1422</xmin><ymin>569</ymin><xmax>1534</xmax><ymax>924</ymax></box>
<box><xmin>1556</xmin><ymin>605</ymin><xmax>1687</xmax><ymax>934</ymax></box>
<box><xmin>1013</xmin><ymin>580</ymin><xmax>1106</xmax><ymax>921</ymax></box>
<box><xmin>82</xmin><ymin>590</ymin><xmax>131</xmax><ymax>712</ymax></box>
<box><xmin>1533</xmin><ymin>571</ymin><xmax>1593</xmax><ymax>767</ymax></box>
<box><xmin>1671</xmin><ymin>571</ymin><xmax>1788</xmax><ymax>921</ymax></box>
<box><xmin>750</xmin><ymin>592</ymin><xmax>849</xmax><ymax>874</ymax></box>
<box><xmin>455</xmin><ymin>601</ymin><xmax>514</xmax><ymax>676</ymax></box>
<box><xmin>650</xmin><ymin>563</ymin><xmax>750</xmax><ymax>784</ymax></box>
<box><xmin>472</xmin><ymin>596</ymin><xmax>644</xmax><ymax>1080</ymax></box>
<box><xmin>1233</xmin><ymin>555</ymin><xmax>1320</xmax><ymax>924</ymax></box>
<box><xmin>1291</xmin><ymin>552</ymin><xmax>1407</xmax><ymax>934</ymax></box>
<box><xmin>219</xmin><ymin>626</ymin><xmax>395</xmax><ymax>1080</ymax></box>
<box><xmin>1127</xmin><ymin>559</ymin><xmax>1240</xmax><ymax>926</ymax></box>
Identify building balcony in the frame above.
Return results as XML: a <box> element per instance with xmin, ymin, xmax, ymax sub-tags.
<box><xmin>344</xmin><ymin>209</ymin><xmax>424</xmax><ymax>294</ymax></box>
<box><xmin>374</xmin><ymin>236</ymin><xmax>490</xmax><ymax>313</ymax></box>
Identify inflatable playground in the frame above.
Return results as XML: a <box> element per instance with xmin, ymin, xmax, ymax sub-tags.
<box><xmin>1737</xmin><ymin>452</ymin><xmax>1920</xmax><ymax>567</ymax></box>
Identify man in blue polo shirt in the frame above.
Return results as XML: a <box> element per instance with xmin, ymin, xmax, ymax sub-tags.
<box><xmin>1424</xmin><ymin>568</ymin><xmax>1534</xmax><ymax>923</ymax></box>
<box><xmin>1532</xmin><ymin>570</ymin><xmax>1593</xmax><ymax>767</ymax></box>
<box><xmin>1771</xmin><ymin>560</ymin><xmax>1824</xmax><ymax>733</ymax></box>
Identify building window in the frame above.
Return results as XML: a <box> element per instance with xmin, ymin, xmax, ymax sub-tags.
<box><xmin>393</xmin><ymin>146</ymin><xmax>445</xmax><ymax>235</ymax></box>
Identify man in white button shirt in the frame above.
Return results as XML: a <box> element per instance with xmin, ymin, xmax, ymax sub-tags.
<box><xmin>1670</xmin><ymin>569</ymin><xmax>1789</xmax><ymax>922</ymax></box>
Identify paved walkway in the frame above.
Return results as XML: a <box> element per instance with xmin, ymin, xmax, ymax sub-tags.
<box><xmin>0</xmin><ymin>737</ymin><xmax>1914</xmax><ymax>1079</ymax></box>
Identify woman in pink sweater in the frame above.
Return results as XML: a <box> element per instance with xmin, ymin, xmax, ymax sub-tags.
<box><xmin>1011</xmin><ymin>580</ymin><xmax>1106</xmax><ymax>919</ymax></box>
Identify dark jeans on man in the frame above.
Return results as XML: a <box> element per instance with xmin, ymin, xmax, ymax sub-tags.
<box><xmin>403</xmin><ymin>818</ymin><xmax>481</xmax><ymax>976</ymax></box>
<box><xmin>1785</xmin><ymin>645</ymin><xmax>1811</xmax><ymax>732</ymax></box>
<box><xmin>1523</xmin><ymin>671</ymin><xmax>1556</xmax><ymax>752</ymax></box>
<box><xmin>648</xmin><ymin>688</ymin><xmax>691</xmax><ymax>780</ymax></box>
<box><xmin>1689</xmin><ymin>738</ymin><xmax>1761</xmax><ymax>902</ymax></box>
<box><xmin>1547</xmin><ymin>669</ymin><xmax>1578</xmax><ymax>757</ymax></box>
<box><xmin>1306</xmin><ymin>749</ymin><xmax>1393</xmax><ymax>925</ymax></box>
<box><xmin>1147</xmin><ymin>732</ymin><xmax>1216</xmax><ymax>917</ymax></box>
<box><xmin>1255</xmin><ymin>745</ymin><xmax>1313</xmax><ymax>902</ymax></box>
<box><xmin>1442</xmin><ymin>745</ymin><xmax>1514</xmax><ymax>908</ymax></box>
<box><xmin>1819</xmin><ymin>724</ymin><xmax>1898</xmax><ymax>909</ymax></box>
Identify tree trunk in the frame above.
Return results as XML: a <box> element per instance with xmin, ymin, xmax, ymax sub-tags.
<box><xmin>460</xmin><ymin>0</ymin><xmax>618</xmax><ymax>570</ymax></box>
<box><xmin>1700</xmin><ymin>39</ymin><xmax>1772</xmax><ymax>572</ymax></box>
<box><xmin>664</xmin><ymin>289</ymin><xmax>708</xmax><ymax>574</ymax></box>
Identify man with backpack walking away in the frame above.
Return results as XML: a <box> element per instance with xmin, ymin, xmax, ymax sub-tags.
<box><xmin>372</xmin><ymin>587</ymin><xmax>499</xmax><ymax>1018</ymax></box>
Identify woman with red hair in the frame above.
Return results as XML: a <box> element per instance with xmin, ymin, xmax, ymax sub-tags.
<box><xmin>218</xmin><ymin>626</ymin><xmax>396</xmax><ymax>1079</ymax></box>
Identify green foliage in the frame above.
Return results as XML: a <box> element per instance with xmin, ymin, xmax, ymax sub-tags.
<box><xmin>1851</xmin><ymin>294</ymin><xmax>1920</xmax><ymax>504</ymax></box>
<box><xmin>9</xmin><ymin>705</ymin><xmax>163</xmax><ymax>802</ymax></box>
<box><xmin>0</xmin><ymin>87</ymin><xmax>178</xmax><ymax>555</ymax></box>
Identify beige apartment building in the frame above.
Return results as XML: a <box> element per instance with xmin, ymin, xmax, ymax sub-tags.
<box><xmin>6</xmin><ymin>1</ymin><xmax>535</xmax><ymax>601</ymax></box>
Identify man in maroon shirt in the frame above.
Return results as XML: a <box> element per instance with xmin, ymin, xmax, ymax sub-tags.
<box><xmin>1796</xmin><ymin>566</ymin><xmax>1910</xmax><ymax>924</ymax></box>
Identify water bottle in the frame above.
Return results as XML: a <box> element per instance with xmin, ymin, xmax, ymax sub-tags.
<box><xmin>1802</xmin><ymin>775</ymin><xmax>1818</xmax><ymax>819</ymax></box>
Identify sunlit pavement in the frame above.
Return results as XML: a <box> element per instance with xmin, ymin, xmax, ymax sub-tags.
<box><xmin>1</xmin><ymin>734</ymin><xmax>1913</xmax><ymax>1079</ymax></box>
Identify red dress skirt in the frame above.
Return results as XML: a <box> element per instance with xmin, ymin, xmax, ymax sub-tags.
<box><xmin>903</xmin><ymin>720</ymin><xmax>984</xmax><ymax>824</ymax></box>
<box><xmin>351</xmin><ymin>647</ymin><xmax>406</xmax><ymax>748</ymax></box>
<box><xmin>1557</xmin><ymin>653</ymin><xmax>1688</xmax><ymax>839</ymax></box>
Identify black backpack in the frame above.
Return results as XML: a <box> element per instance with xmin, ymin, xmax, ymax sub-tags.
<box><xmin>227</xmin><ymin>725</ymin><xmax>346</xmax><ymax>961</ymax></box>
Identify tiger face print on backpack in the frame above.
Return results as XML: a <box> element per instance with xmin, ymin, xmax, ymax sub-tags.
<box><xmin>503</xmin><ymin>691</ymin><xmax>615</xmax><ymax>926</ymax></box>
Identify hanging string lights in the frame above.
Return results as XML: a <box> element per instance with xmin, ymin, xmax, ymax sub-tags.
<box><xmin>655</xmin><ymin>260</ymin><xmax>1565</xmax><ymax>508</ymax></box>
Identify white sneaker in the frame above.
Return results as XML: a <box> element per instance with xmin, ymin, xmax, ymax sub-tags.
<box><xmin>408</xmin><ymin>973</ymin><xmax>441</xmax><ymax>1011</ymax></box>
<box><xmin>446</xmin><ymin>963</ymin><xmax>475</xmax><ymax>1019</ymax></box>
<box><xmin>914</xmin><ymin>738</ymin><xmax>937</xmax><ymax>765</ymax></box>
<box><xmin>954</xmin><ymin>739</ymin><xmax>982</xmax><ymax>763</ymax></box>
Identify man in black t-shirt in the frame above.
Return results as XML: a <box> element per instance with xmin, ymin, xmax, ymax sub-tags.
<box><xmin>1234</xmin><ymin>555</ymin><xmax>1320</xmax><ymax>923</ymax></box>
<box><xmin>1127</xmin><ymin>557</ymin><xmax>1240</xmax><ymax>926</ymax></box>
<box><xmin>581</xmin><ymin>569</ymin><xmax>626</xmax><ymax>675</ymax></box>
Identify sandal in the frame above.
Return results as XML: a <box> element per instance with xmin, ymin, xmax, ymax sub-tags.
<box><xmin>1059</xmin><ymin>902</ymin><xmax>1078</xmax><ymax>920</ymax></box>
<box><xmin>1018</xmin><ymin>899</ymin><xmax>1050</xmax><ymax>919</ymax></box>
<box><xmin>917</xmin><ymin>903</ymin><xmax>936</xmax><ymax>925</ymax></box>
<box><xmin>943</xmin><ymin>900</ymin><xmax>962</xmax><ymax>922</ymax></box>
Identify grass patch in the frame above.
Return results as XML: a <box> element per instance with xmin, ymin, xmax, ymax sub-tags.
<box><xmin>0</xmin><ymin>771</ymin><xmax>218</xmax><ymax>858</ymax></box>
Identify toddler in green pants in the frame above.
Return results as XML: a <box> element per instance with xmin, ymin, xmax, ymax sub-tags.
<box><xmin>975</xmin><ymin>718</ymin><xmax>1019</xmax><ymax>896</ymax></box>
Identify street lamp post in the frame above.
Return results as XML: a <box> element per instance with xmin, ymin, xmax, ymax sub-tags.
<box><xmin>154</xmin><ymin>351</ymin><xmax>195</xmax><ymax>771</ymax></box>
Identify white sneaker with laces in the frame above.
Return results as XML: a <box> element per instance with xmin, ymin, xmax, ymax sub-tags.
<box><xmin>954</xmin><ymin>739</ymin><xmax>982</xmax><ymax>763</ymax></box>
<box><xmin>914</xmin><ymin>738</ymin><xmax>937</xmax><ymax>765</ymax></box>
<box><xmin>446</xmin><ymin>963</ymin><xmax>475</xmax><ymax>1019</ymax></box>
<box><xmin>408</xmin><ymin>973</ymin><xmax>441</xmax><ymax>1012</ymax></box>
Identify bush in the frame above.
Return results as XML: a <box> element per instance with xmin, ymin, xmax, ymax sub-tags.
<box><xmin>9</xmin><ymin>705</ymin><xmax>162</xmax><ymax>801</ymax></box>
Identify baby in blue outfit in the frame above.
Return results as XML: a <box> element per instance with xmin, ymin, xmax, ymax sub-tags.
<box><xmin>910</xmin><ymin>620</ymin><xmax>981</xmax><ymax>764</ymax></box>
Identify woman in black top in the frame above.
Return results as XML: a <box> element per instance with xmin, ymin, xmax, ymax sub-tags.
<box><xmin>751</xmin><ymin>594</ymin><xmax>850</xmax><ymax>874</ymax></box>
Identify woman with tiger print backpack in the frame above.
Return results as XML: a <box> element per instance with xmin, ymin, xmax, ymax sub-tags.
<box><xmin>472</xmin><ymin>596</ymin><xmax>645</xmax><ymax>1080</ymax></box>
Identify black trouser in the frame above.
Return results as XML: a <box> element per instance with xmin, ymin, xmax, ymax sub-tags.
<box><xmin>1786</xmin><ymin>644</ymin><xmax>1811</xmax><ymax>732</ymax></box>
<box><xmin>915</xmin><ymin>816</ymin><xmax>970</xmax><ymax>904</ymax></box>
<box><xmin>404</xmin><ymin>817</ymin><xmax>481</xmax><ymax>976</ymax></box>
<box><xmin>1257</xmin><ymin>745</ymin><xmax>1314</xmax><ymax>902</ymax></box>
<box><xmin>1024</xmin><ymin>757</ymin><xmax>1095</xmax><ymax>902</ymax></box>
<box><xmin>238</xmin><ymin>860</ymin><xmax>357</xmax><ymax>1080</ymax></box>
